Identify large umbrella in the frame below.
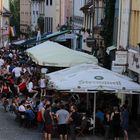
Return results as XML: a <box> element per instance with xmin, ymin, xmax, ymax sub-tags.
<box><xmin>26</xmin><ymin>41</ymin><xmax>98</xmax><ymax>67</ymax></box>
<box><xmin>46</xmin><ymin>64</ymin><xmax>140</xmax><ymax>128</ymax></box>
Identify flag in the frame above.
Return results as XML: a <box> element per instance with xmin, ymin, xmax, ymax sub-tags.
<box><xmin>10</xmin><ymin>26</ymin><xmax>16</xmax><ymax>37</ymax></box>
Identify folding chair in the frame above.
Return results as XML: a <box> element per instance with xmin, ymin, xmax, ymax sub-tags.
<box><xmin>76</xmin><ymin>116</ymin><xmax>87</xmax><ymax>136</ymax></box>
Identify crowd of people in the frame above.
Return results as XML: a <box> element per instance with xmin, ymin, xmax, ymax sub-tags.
<box><xmin>95</xmin><ymin>101</ymin><xmax>129</xmax><ymax>140</ymax></box>
<box><xmin>0</xmin><ymin>46</ymin><xmax>89</xmax><ymax>140</ymax></box>
<box><xmin>0</xmin><ymin>45</ymin><xmax>130</xmax><ymax>140</ymax></box>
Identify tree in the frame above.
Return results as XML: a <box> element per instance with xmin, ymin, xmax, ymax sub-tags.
<box><xmin>101</xmin><ymin>0</ymin><xmax>116</xmax><ymax>47</ymax></box>
<box><xmin>100</xmin><ymin>0</ymin><xmax>116</xmax><ymax>69</ymax></box>
<box><xmin>37</xmin><ymin>17</ymin><xmax>44</xmax><ymax>34</ymax></box>
<box><xmin>10</xmin><ymin>0</ymin><xmax>20</xmax><ymax>38</ymax></box>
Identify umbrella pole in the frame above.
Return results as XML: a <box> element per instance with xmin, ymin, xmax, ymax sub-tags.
<box><xmin>93</xmin><ymin>92</ymin><xmax>96</xmax><ymax>134</ymax></box>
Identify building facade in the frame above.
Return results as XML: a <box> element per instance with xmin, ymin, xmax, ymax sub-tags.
<box><xmin>0</xmin><ymin>0</ymin><xmax>10</xmax><ymax>48</ymax></box>
<box><xmin>128</xmin><ymin>0</ymin><xmax>140</xmax><ymax>118</ymax></box>
<box><xmin>80</xmin><ymin>0</ymin><xmax>105</xmax><ymax>54</ymax></box>
<box><xmin>44</xmin><ymin>0</ymin><xmax>72</xmax><ymax>33</ymax></box>
<box><xmin>117</xmin><ymin>0</ymin><xmax>130</xmax><ymax>50</ymax></box>
<box><xmin>20</xmin><ymin>0</ymin><xmax>32</xmax><ymax>34</ymax></box>
<box><xmin>31</xmin><ymin>0</ymin><xmax>40</xmax><ymax>32</ymax></box>
<box><xmin>31</xmin><ymin>0</ymin><xmax>45</xmax><ymax>32</ymax></box>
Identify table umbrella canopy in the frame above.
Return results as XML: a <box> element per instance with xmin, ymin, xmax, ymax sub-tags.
<box><xmin>47</xmin><ymin>64</ymin><xmax>140</xmax><ymax>94</ymax></box>
<box><xmin>26</xmin><ymin>41</ymin><xmax>98</xmax><ymax>67</ymax></box>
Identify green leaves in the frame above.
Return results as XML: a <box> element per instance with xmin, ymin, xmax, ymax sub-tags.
<box><xmin>10</xmin><ymin>0</ymin><xmax>20</xmax><ymax>36</ymax></box>
<box><xmin>37</xmin><ymin>17</ymin><xmax>44</xmax><ymax>33</ymax></box>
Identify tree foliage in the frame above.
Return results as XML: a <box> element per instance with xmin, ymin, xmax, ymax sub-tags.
<box><xmin>10</xmin><ymin>0</ymin><xmax>20</xmax><ymax>37</ymax></box>
<box><xmin>101</xmin><ymin>0</ymin><xmax>116</xmax><ymax>47</ymax></box>
<box><xmin>37</xmin><ymin>17</ymin><xmax>44</xmax><ymax>33</ymax></box>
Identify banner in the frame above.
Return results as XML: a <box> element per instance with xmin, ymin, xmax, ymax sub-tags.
<box><xmin>128</xmin><ymin>49</ymin><xmax>140</xmax><ymax>74</ymax></box>
<box><xmin>10</xmin><ymin>26</ymin><xmax>16</xmax><ymax>37</ymax></box>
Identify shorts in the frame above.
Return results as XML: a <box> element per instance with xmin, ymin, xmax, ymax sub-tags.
<box><xmin>58</xmin><ymin>124</ymin><xmax>68</xmax><ymax>135</ymax></box>
<box><xmin>44</xmin><ymin>124</ymin><xmax>53</xmax><ymax>134</ymax></box>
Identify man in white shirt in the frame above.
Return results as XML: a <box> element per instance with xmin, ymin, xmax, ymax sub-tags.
<box><xmin>27</xmin><ymin>78</ymin><xmax>38</xmax><ymax>98</ymax></box>
<box><xmin>0</xmin><ymin>56</ymin><xmax>4</xmax><ymax>69</ymax></box>
<box><xmin>56</xmin><ymin>103</ymin><xmax>69</xmax><ymax>140</ymax></box>
<box><xmin>12</xmin><ymin>65</ymin><xmax>22</xmax><ymax>78</ymax></box>
<box><xmin>18</xmin><ymin>100</ymin><xmax>26</xmax><ymax>112</ymax></box>
<box><xmin>12</xmin><ymin>64</ymin><xmax>22</xmax><ymax>84</ymax></box>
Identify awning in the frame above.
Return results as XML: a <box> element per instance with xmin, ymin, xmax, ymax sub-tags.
<box><xmin>106</xmin><ymin>45</ymin><xmax>116</xmax><ymax>55</ymax></box>
<box><xmin>21</xmin><ymin>30</ymin><xmax>70</xmax><ymax>46</ymax></box>
<box><xmin>26</xmin><ymin>41</ymin><xmax>98</xmax><ymax>67</ymax></box>
<box><xmin>47</xmin><ymin>63</ymin><xmax>140</xmax><ymax>94</ymax></box>
<box><xmin>3</xmin><ymin>7</ymin><xmax>11</xmax><ymax>17</ymax></box>
<box><xmin>12</xmin><ymin>40</ymin><xmax>26</xmax><ymax>45</ymax></box>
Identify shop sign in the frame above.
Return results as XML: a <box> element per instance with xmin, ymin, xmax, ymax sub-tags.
<box><xmin>128</xmin><ymin>49</ymin><xmax>140</xmax><ymax>74</ymax></box>
<box><xmin>115</xmin><ymin>51</ymin><xmax>128</xmax><ymax>65</ymax></box>
<box><xmin>111</xmin><ymin>61</ymin><xmax>125</xmax><ymax>74</ymax></box>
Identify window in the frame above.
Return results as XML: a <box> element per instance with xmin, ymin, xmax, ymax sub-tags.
<box><xmin>46</xmin><ymin>0</ymin><xmax>48</xmax><ymax>5</ymax></box>
<box><xmin>50</xmin><ymin>17</ymin><xmax>53</xmax><ymax>32</ymax></box>
<box><xmin>50</xmin><ymin>0</ymin><xmax>52</xmax><ymax>5</ymax></box>
<box><xmin>45</xmin><ymin>17</ymin><xmax>53</xmax><ymax>33</ymax></box>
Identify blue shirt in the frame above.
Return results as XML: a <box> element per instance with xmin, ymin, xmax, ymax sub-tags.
<box><xmin>96</xmin><ymin>111</ymin><xmax>104</xmax><ymax>122</ymax></box>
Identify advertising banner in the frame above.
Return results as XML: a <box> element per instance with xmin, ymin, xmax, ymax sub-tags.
<box><xmin>128</xmin><ymin>49</ymin><xmax>140</xmax><ymax>74</ymax></box>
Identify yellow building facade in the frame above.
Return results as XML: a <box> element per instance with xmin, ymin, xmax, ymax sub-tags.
<box><xmin>129</xmin><ymin>0</ymin><xmax>140</xmax><ymax>47</ymax></box>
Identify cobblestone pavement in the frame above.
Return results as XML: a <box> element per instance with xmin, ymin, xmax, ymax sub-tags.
<box><xmin>0</xmin><ymin>104</ymin><xmax>139</xmax><ymax>140</ymax></box>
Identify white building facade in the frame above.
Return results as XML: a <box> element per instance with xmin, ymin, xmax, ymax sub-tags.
<box><xmin>44</xmin><ymin>0</ymin><xmax>72</xmax><ymax>33</ymax></box>
<box><xmin>31</xmin><ymin>0</ymin><xmax>45</xmax><ymax>32</ymax></box>
<box><xmin>31</xmin><ymin>0</ymin><xmax>40</xmax><ymax>32</ymax></box>
<box><xmin>117</xmin><ymin>0</ymin><xmax>131</xmax><ymax>49</ymax></box>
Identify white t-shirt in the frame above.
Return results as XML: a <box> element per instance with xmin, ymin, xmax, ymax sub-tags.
<box><xmin>27</xmin><ymin>82</ymin><xmax>33</xmax><ymax>92</ymax></box>
<box><xmin>18</xmin><ymin>105</ymin><xmax>26</xmax><ymax>112</ymax></box>
<box><xmin>0</xmin><ymin>58</ymin><xmax>4</xmax><ymax>67</ymax></box>
<box><xmin>6</xmin><ymin>65</ymin><xmax>10</xmax><ymax>72</ymax></box>
<box><xmin>39</xmin><ymin>78</ymin><xmax>46</xmax><ymax>88</ymax></box>
<box><xmin>41</xmin><ymin>68</ymin><xmax>48</xmax><ymax>74</ymax></box>
<box><xmin>12</xmin><ymin>67</ymin><xmax>22</xmax><ymax>77</ymax></box>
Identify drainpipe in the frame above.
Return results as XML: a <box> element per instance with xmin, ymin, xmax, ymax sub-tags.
<box><xmin>127</xmin><ymin>0</ymin><xmax>131</xmax><ymax>48</ymax></box>
<box><xmin>117</xmin><ymin>0</ymin><xmax>122</xmax><ymax>49</ymax></box>
<box><xmin>91</xmin><ymin>0</ymin><xmax>95</xmax><ymax>54</ymax></box>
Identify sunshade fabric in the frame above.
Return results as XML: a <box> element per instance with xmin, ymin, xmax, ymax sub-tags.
<box><xmin>47</xmin><ymin>64</ymin><xmax>140</xmax><ymax>94</ymax></box>
<box><xmin>26</xmin><ymin>41</ymin><xmax>98</xmax><ymax>67</ymax></box>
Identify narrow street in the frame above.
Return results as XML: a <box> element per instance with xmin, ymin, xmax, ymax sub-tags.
<box><xmin>0</xmin><ymin>102</ymin><xmax>103</xmax><ymax>140</ymax></box>
<box><xmin>0</xmin><ymin>102</ymin><xmax>139</xmax><ymax>140</ymax></box>
<box><xmin>0</xmin><ymin>104</ymin><xmax>43</xmax><ymax>140</ymax></box>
